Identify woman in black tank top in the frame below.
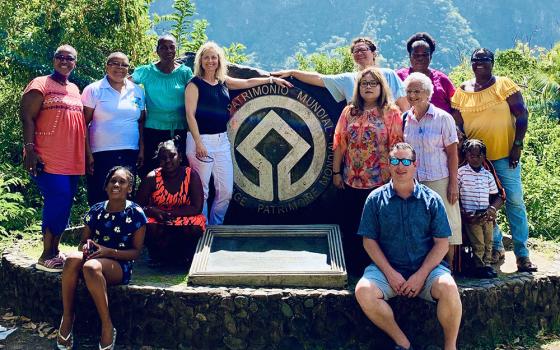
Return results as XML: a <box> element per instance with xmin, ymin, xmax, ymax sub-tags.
<box><xmin>184</xmin><ymin>41</ymin><xmax>292</xmax><ymax>225</ymax></box>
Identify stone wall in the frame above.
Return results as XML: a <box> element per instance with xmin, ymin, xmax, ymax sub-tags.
<box><xmin>1</xmin><ymin>249</ymin><xmax>559</xmax><ymax>349</ymax></box>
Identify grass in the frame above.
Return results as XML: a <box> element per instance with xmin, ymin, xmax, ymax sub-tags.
<box><xmin>19</xmin><ymin>237</ymin><xmax>190</xmax><ymax>288</ymax></box>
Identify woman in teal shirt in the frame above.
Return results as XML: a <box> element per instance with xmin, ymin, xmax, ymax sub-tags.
<box><xmin>131</xmin><ymin>34</ymin><xmax>193</xmax><ymax>178</ymax></box>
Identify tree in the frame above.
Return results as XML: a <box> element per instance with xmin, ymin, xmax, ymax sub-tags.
<box><xmin>296</xmin><ymin>46</ymin><xmax>354</xmax><ymax>74</ymax></box>
<box><xmin>0</xmin><ymin>0</ymin><xmax>156</xmax><ymax>89</ymax></box>
<box><xmin>153</xmin><ymin>0</ymin><xmax>247</xmax><ymax>64</ymax></box>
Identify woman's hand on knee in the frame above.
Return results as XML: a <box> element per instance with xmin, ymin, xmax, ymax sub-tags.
<box><xmin>86</xmin><ymin>241</ymin><xmax>115</xmax><ymax>260</ymax></box>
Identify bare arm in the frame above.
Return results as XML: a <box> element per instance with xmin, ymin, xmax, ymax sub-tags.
<box><xmin>225</xmin><ymin>76</ymin><xmax>292</xmax><ymax>90</ymax></box>
<box><xmin>332</xmin><ymin>146</ymin><xmax>345</xmax><ymax>189</ymax></box>
<box><xmin>88</xmin><ymin>225</ymin><xmax>146</xmax><ymax>261</ymax></box>
<box><xmin>450</xmin><ymin>109</ymin><xmax>464</xmax><ymax>133</ymax></box>
<box><xmin>20</xmin><ymin>90</ymin><xmax>44</xmax><ymax>176</ymax></box>
<box><xmin>271</xmin><ymin>69</ymin><xmax>326</xmax><ymax>87</ymax></box>
<box><xmin>135</xmin><ymin>173</ymin><xmax>156</xmax><ymax>207</ymax></box>
<box><xmin>445</xmin><ymin>143</ymin><xmax>459</xmax><ymax>204</ymax></box>
<box><xmin>137</xmin><ymin>110</ymin><xmax>146</xmax><ymax>168</ymax></box>
<box><xmin>395</xmin><ymin>96</ymin><xmax>410</xmax><ymax>113</ymax></box>
<box><xmin>185</xmin><ymin>82</ymin><xmax>207</xmax><ymax>158</ymax></box>
<box><xmin>83</xmin><ymin>106</ymin><xmax>95</xmax><ymax>175</ymax></box>
<box><xmin>136</xmin><ymin>172</ymin><xmax>170</xmax><ymax>222</ymax></box>
<box><xmin>78</xmin><ymin>224</ymin><xmax>94</xmax><ymax>251</ymax></box>
<box><xmin>363</xmin><ymin>237</ymin><xmax>406</xmax><ymax>294</ymax></box>
<box><xmin>506</xmin><ymin>91</ymin><xmax>529</xmax><ymax>167</ymax></box>
<box><xmin>401</xmin><ymin>236</ymin><xmax>449</xmax><ymax>297</ymax></box>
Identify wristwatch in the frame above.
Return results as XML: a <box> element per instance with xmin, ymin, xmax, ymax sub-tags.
<box><xmin>513</xmin><ymin>139</ymin><xmax>524</xmax><ymax>148</ymax></box>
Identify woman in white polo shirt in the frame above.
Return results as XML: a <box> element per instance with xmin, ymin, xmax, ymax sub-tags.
<box><xmin>82</xmin><ymin>52</ymin><xmax>146</xmax><ymax>205</ymax></box>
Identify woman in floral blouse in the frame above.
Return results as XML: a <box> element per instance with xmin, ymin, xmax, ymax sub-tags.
<box><xmin>332</xmin><ymin>67</ymin><xmax>403</xmax><ymax>274</ymax></box>
<box><xmin>56</xmin><ymin>166</ymin><xmax>146</xmax><ymax>350</ymax></box>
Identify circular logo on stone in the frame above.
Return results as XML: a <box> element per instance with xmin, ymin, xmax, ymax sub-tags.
<box><xmin>228</xmin><ymin>85</ymin><xmax>334</xmax><ymax>214</ymax></box>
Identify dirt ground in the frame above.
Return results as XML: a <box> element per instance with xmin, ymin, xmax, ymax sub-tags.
<box><xmin>0</xmin><ymin>305</ymin><xmax>558</xmax><ymax>350</ymax></box>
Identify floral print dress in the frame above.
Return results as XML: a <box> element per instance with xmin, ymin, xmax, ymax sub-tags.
<box><xmin>84</xmin><ymin>201</ymin><xmax>147</xmax><ymax>284</ymax></box>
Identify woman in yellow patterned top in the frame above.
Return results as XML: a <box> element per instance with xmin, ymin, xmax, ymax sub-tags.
<box><xmin>451</xmin><ymin>48</ymin><xmax>537</xmax><ymax>273</ymax></box>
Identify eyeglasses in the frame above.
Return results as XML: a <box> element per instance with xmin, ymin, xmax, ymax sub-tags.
<box><xmin>389</xmin><ymin>157</ymin><xmax>414</xmax><ymax>166</ymax></box>
<box><xmin>107</xmin><ymin>61</ymin><xmax>130</xmax><ymax>68</ymax></box>
<box><xmin>406</xmin><ymin>89</ymin><xmax>424</xmax><ymax>95</ymax></box>
<box><xmin>360</xmin><ymin>80</ymin><xmax>380</xmax><ymax>88</ymax></box>
<box><xmin>352</xmin><ymin>47</ymin><xmax>371</xmax><ymax>54</ymax></box>
<box><xmin>471</xmin><ymin>57</ymin><xmax>493</xmax><ymax>63</ymax></box>
<box><xmin>54</xmin><ymin>55</ymin><xmax>76</xmax><ymax>62</ymax></box>
<box><xmin>196</xmin><ymin>155</ymin><xmax>214</xmax><ymax>163</ymax></box>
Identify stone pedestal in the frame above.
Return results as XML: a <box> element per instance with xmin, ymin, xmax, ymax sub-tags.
<box><xmin>188</xmin><ymin>225</ymin><xmax>347</xmax><ymax>288</ymax></box>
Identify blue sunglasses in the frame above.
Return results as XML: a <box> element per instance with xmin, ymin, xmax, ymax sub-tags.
<box><xmin>389</xmin><ymin>157</ymin><xmax>414</xmax><ymax>166</ymax></box>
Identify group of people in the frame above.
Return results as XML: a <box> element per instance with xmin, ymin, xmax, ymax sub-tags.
<box><xmin>20</xmin><ymin>31</ymin><xmax>536</xmax><ymax>350</ymax></box>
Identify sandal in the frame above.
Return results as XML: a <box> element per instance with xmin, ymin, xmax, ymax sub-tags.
<box><xmin>36</xmin><ymin>255</ymin><xmax>64</xmax><ymax>273</ymax></box>
<box><xmin>56</xmin><ymin>317</ymin><xmax>73</xmax><ymax>350</ymax></box>
<box><xmin>517</xmin><ymin>257</ymin><xmax>538</xmax><ymax>272</ymax></box>
<box><xmin>99</xmin><ymin>327</ymin><xmax>117</xmax><ymax>350</ymax></box>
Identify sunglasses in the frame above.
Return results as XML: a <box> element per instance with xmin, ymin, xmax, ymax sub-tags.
<box><xmin>389</xmin><ymin>157</ymin><xmax>414</xmax><ymax>166</ymax></box>
<box><xmin>196</xmin><ymin>155</ymin><xmax>214</xmax><ymax>163</ymax></box>
<box><xmin>471</xmin><ymin>57</ymin><xmax>493</xmax><ymax>63</ymax></box>
<box><xmin>54</xmin><ymin>55</ymin><xmax>76</xmax><ymax>62</ymax></box>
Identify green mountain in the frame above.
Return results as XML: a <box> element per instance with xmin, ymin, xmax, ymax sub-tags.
<box><xmin>151</xmin><ymin>0</ymin><xmax>560</xmax><ymax>72</ymax></box>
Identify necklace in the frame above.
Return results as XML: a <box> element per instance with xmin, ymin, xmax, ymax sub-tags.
<box><xmin>474</xmin><ymin>75</ymin><xmax>494</xmax><ymax>89</ymax></box>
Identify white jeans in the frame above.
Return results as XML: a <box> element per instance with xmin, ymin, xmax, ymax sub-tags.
<box><xmin>186</xmin><ymin>132</ymin><xmax>233</xmax><ymax>225</ymax></box>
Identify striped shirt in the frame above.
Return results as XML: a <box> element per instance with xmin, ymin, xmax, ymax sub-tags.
<box><xmin>404</xmin><ymin>104</ymin><xmax>458</xmax><ymax>181</ymax></box>
<box><xmin>457</xmin><ymin>164</ymin><xmax>498</xmax><ymax>213</ymax></box>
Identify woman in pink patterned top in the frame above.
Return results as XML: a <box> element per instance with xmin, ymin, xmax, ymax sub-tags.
<box><xmin>396</xmin><ymin>32</ymin><xmax>456</xmax><ymax>113</ymax></box>
<box><xmin>332</xmin><ymin>67</ymin><xmax>403</xmax><ymax>274</ymax></box>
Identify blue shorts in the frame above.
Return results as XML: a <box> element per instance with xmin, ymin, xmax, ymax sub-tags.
<box><xmin>360</xmin><ymin>263</ymin><xmax>451</xmax><ymax>302</ymax></box>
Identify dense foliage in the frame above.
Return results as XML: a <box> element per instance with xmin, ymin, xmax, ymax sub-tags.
<box><xmin>0</xmin><ymin>0</ymin><xmax>247</xmax><ymax>244</ymax></box>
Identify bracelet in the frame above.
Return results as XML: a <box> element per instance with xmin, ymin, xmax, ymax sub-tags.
<box><xmin>333</xmin><ymin>172</ymin><xmax>341</xmax><ymax>175</ymax></box>
<box><xmin>24</xmin><ymin>142</ymin><xmax>35</xmax><ymax>148</ymax></box>
<box><xmin>489</xmin><ymin>205</ymin><xmax>497</xmax><ymax>212</ymax></box>
<box><xmin>269</xmin><ymin>76</ymin><xmax>273</xmax><ymax>84</ymax></box>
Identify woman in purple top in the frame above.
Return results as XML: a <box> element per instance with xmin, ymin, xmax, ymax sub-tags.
<box><xmin>397</xmin><ymin>32</ymin><xmax>456</xmax><ymax>113</ymax></box>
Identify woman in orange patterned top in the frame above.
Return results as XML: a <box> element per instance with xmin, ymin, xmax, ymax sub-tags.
<box><xmin>20</xmin><ymin>44</ymin><xmax>86</xmax><ymax>273</ymax></box>
<box><xmin>332</xmin><ymin>67</ymin><xmax>403</xmax><ymax>274</ymax></box>
<box><xmin>136</xmin><ymin>139</ymin><xmax>206</xmax><ymax>266</ymax></box>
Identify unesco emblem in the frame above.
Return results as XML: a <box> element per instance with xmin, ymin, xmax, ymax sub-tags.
<box><xmin>228</xmin><ymin>85</ymin><xmax>334</xmax><ymax>214</ymax></box>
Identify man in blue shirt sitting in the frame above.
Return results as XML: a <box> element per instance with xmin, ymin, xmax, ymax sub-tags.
<box><xmin>355</xmin><ymin>143</ymin><xmax>462</xmax><ymax>350</ymax></box>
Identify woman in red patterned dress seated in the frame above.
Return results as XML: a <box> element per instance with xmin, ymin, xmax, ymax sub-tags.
<box><xmin>136</xmin><ymin>139</ymin><xmax>206</xmax><ymax>267</ymax></box>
